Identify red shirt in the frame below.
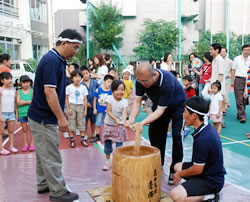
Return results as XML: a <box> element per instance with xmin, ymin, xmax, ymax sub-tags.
<box><xmin>200</xmin><ymin>63</ymin><xmax>212</xmax><ymax>84</ymax></box>
<box><xmin>185</xmin><ymin>86</ymin><xmax>196</xmax><ymax>99</ymax></box>
<box><xmin>0</xmin><ymin>66</ymin><xmax>11</xmax><ymax>73</ymax></box>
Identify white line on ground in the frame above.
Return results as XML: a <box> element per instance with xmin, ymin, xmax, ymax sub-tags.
<box><xmin>2</xmin><ymin>126</ymin><xmax>22</xmax><ymax>147</ymax></box>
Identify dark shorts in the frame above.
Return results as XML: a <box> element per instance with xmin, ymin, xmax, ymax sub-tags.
<box><xmin>18</xmin><ymin>117</ymin><xmax>28</xmax><ymax>123</ymax></box>
<box><xmin>181</xmin><ymin>162</ymin><xmax>220</xmax><ymax>197</ymax></box>
<box><xmin>85</xmin><ymin>109</ymin><xmax>96</xmax><ymax>123</ymax></box>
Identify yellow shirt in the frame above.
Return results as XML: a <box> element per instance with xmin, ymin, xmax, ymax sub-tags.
<box><xmin>121</xmin><ymin>79</ymin><xmax>134</xmax><ymax>99</ymax></box>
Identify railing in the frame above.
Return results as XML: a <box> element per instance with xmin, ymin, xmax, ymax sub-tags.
<box><xmin>0</xmin><ymin>1</ymin><xmax>18</xmax><ymax>17</ymax></box>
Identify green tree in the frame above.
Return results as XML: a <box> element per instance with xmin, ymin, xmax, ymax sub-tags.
<box><xmin>133</xmin><ymin>19</ymin><xmax>179</xmax><ymax>61</ymax></box>
<box><xmin>89</xmin><ymin>0</ymin><xmax>124</xmax><ymax>50</ymax></box>
<box><xmin>192</xmin><ymin>30</ymin><xmax>250</xmax><ymax>60</ymax></box>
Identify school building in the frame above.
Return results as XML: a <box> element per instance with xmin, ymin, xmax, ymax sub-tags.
<box><xmin>0</xmin><ymin>0</ymin><xmax>54</xmax><ymax>60</ymax></box>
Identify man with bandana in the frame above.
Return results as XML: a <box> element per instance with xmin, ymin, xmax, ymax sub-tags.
<box><xmin>170</xmin><ymin>96</ymin><xmax>226</xmax><ymax>202</ymax></box>
<box><xmin>28</xmin><ymin>29</ymin><xmax>83</xmax><ymax>202</ymax></box>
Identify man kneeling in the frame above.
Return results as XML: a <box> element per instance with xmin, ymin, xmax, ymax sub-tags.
<box><xmin>170</xmin><ymin>96</ymin><xmax>226</xmax><ymax>202</ymax></box>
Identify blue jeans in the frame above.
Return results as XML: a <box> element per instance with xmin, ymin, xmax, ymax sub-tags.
<box><xmin>104</xmin><ymin>140</ymin><xmax>123</xmax><ymax>154</ymax></box>
<box><xmin>199</xmin><ymin>83</ymin><xmax>205</xmax><ymax>96</ymax></box>
<box><xmin>96</xmin><ymin>112</ymin><xmax>106</xmax><ymax>127</ymax></box>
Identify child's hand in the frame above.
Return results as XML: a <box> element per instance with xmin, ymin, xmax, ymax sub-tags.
<box><xmin>83</xmin><ymin>111</ymin><xmax>87</xmax><ymax>117</ymax></box>
<box><xmin>68</xmin><ymin>110</ymin><xmax>72</xmax><ymax>115</ymax></box>
<box><xmin>87</xmin><ymin>103</ymin><xmax>92</xmax><ymax>108</ymax></box>
<box><xmin>216</xmin><ymin>113</ymin><xmax>220</xmax><ymax>118</ymax></box>
<box><xmin>93</xmin><ymin>109</ymin><xmax>97</xmax><ymax>115</ymax></box>
<box><xmin>115</xmin><ymin>119</ymin><xmax>120</xmax><ymax>125</ymax></box>
<box><xmin>0</xmin><ymin>116</ymin><xmax>4</xmax><ymax>122</ymax></box>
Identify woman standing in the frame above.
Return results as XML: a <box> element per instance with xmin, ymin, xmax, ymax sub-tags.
<box><xmin>192</xmin><ymin>52</ymin><xmax>213</xmax><ymax>96</ymax></box>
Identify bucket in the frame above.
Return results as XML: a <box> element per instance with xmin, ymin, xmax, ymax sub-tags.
<box><xmin>112</xmin><ymin>145</ymin><xmax>161</xmax><ymax>202</ymax></box>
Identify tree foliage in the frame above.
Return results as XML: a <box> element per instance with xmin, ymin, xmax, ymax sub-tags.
<box><xmin>192</xmin><ymin>30</ymin><xmax>250</xmax><ymax>60</ymax></box>
<box><xmin>133</xmin><ymin>19</ymin><xmax>179</xmax><ymax>60</ymax></box>
<box><xmin>89</xmin><ymin>0</ymin><xmax>124</xmax><ymax>50</ymax></box>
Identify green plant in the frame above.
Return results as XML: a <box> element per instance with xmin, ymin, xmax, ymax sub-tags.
<box><xmin>24</xmin><ymin>58</ymin><xmax>39</xmax><ymax>71</ymax></box>
<box><xmin>89</xmin><ymin>0</ymin><xmax>124</xmax><ymax>51</ymax></box>
<box><xmin>133</xmin><ymin>19</ymin><xmax>180</xmax><ymax>61</ymax></box>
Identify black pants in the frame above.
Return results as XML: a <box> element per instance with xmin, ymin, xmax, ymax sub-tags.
<box><xmin>149</xmin><ymin>107</ymin><xmax>184</xmax><ymax>173</ymax></box>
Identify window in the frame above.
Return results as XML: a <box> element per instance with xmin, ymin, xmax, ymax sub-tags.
<box><xmin>24</xmin><ymin>64</ymin><xmax>34</xmax><ymax>73</ymax></box>
<box><xmin>0</xmin><ymin>0</ymin><xmax>18</xmax><ymax>17</ymax></box>
<box><xmin>30</xmin><ymin>0</ymin><xmax>47</xmax><ymax>23</ymax></box>
<box><xmin>33</xmin><ymin>44</ymin><xmax>48</xmax><ymax>60</ymax></box>
<box><xmin>0</xmin><ymin>36</ymin><xmax>20</xmax><ymax>60</ymax></box>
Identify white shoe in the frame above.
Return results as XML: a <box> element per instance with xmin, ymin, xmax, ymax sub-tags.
<box><xmin>102</xmin><ymin>161</ymin><xmax>111</xmax><ymax>171</ymax></box>
<box><xmin>64</xmin><ymin>132</ymin><xmax>69</xmax><ymax>138</ymax></box>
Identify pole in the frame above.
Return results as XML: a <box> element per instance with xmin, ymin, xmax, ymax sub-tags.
<box><xmin>86</xmin><ymin>0</ymin><xmax>89</xmax><ymax>66</ymax></box>
<box><xmin>242</xmin><ymin>0</ymin><xmax>247</xmax><ymax>45</ymax></box>
<box><xmin>226</xmin><ymin>0</ymin><xmax>230</xmax><ymax>57</ymax></box>
<box><xmin>210</xmin><ymin>0</ymin><xmax>213</xmax><ymax>44</ymax></box>
<box><xmin>178</xmin><ymin>0</ymin><xmax>182</xmax><ymax>61</ymax></box>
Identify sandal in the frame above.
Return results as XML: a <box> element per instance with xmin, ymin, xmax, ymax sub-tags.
<box><xmin>0</xmin><ymin>149</ymin><xmax>10</xmax><ymax>155</ymax></box>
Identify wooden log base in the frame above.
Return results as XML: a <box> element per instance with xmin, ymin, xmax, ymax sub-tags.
<box><xmin>88</xmin><ymin>185</ymin><xmax>173</xmax><ymax>202</ymax></box>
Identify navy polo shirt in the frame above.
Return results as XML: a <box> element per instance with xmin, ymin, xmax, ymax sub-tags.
<box><xmin>191</xmin><ymin>123</ymin><xmax>226</xmax><ymax>190</ymax></box>
<box><xmin>28</xmin><ymin>48</ymin><xmax>67</xmax><ymax>124</ymax></box>
<box><xmin>136</xmin><ymin>69</ymin><xmax>186</xmax><ymax>114</ymax></box>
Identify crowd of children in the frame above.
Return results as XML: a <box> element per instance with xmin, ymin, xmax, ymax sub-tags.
<box><xmin>0</xmin><ymin>45</ymin><xmax>249</xmax><ymax>174</ymax></box>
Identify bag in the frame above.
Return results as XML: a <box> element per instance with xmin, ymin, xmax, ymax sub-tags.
<box><xmin>191</xmin><ymin>79</ymin><xmax>198</xmax><ymax>89</ymax></box>
<box><xmin>201</xmin><ymin>82</ymin><xmax>211</xmax><ymax>100</ymax></box>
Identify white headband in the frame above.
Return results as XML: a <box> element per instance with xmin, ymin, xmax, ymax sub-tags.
<box><xmin>185</xmin><ymin>105</ymin><xmax>207</xmax><ymax>116</ymax></box>
<box><xmin>56</xmin><ymin>36</ymin><xmax>83</xmax><ymax>44</ymax></box>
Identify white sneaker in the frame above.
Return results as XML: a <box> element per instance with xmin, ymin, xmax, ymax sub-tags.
<box><xmin>102</xmin><ymin>161</ymin><xmax>111</xmax><ymax>171</ymax></box>
<box><xmin>64</xmin><ymin>132</ymin><xmax>69</xmax><ymax>138</ymax></box>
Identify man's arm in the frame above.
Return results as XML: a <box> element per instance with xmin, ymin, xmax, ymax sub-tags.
<box><xmin>140</xmin><ymin>106</ymin><xmax>166</xmax><ymax>126</ymax></box>
<box><xmin>218</xmin><ymin>74</ymin><xmax>224</xmax><ymax>83</ymax></box>
<box><xmin>44</xmin><ymin>86</ymin><xmax>68</xmax><ymax>131</ymax></box>
<box><xmin>174</xmin><ymin>164</ymin><xmax>204</xmax><ymax>184</ymax></box>
<box><xmin>128</xmin><ymin>96</ymin><xmax>142</xmax><ymax>124</ymax></box>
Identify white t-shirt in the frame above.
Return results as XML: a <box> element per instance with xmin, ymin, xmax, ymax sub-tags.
<box><xmin>211</xmin><ymin>55</ymin><xmax>226</xmax><ymax>95</ymax></box>
<box><xmin>160</xmin><ymin>62</ymin><xmax>175</xmax><ymax>71</ymax></box>
<box><xmin>66</xmin><ymin>84</ymin><xmax>88</xmax><ymax>105</ymax></box>
<box><xmin>104</xmin><ymin>95</ymin><xmax>128</xmax><ymax>126</ymax></box>
<box><xmin>97</xmin><ymin>65</ymin><xmax>108</xmax><ymax>84</ymax></box>
<box><xmin>210</xmin><ymin>93</ymin><xmax>223</xmax><ymax>115</ymax></box>
<box><xmin>232</xmin><ymin>55</ymin><xmax>250</xmax><ymax>78</ymax></box>
<box><xmin>1</xmin><ymin>88</ymin><xmax>15</xmax><ymax>112</ymax></box>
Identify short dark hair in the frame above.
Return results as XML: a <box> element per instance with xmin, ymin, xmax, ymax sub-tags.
<box><xmin>0</xmin><ymin>72</ymin><xmax>12</xmax><ymax>86</ymax></box>
<box><xmin>56</xmin><ymin>29</ymin><xmax>83</xmax><ymax>46</ymax></box>
<box><xmin>70</xmin><ymin>69</ymin><xmax>83</xmax><ymax>79</ymax></box>
<box><xmin>104</xmin><ymin>53</ymin><xmax>111</xmax><ymax>61</ymax></box>
<box><xmin>221</xmin><ymin>47</ymin><xmax>227</xmax><ymax>53</ymax></box>
<box><xmin>211</xmin><ymin>80</ymin><xmax>221</xmax><ymax>91</ymax></box>
<box><xmin>185</xmin><ymin>96</ymin><xmax>210</xmax><ymax>121</ymax></box>
<box><xmin>204</xmin><ymin>52</ymin><xmax>213</xmax><ymax>63</ymax></box>
<box><xmin>80</xmin><ymin>65</ymin><xmax>90</xmax><ymax>72</ymax></box>
<box><xmin>70</xmin><ymin>63</ymin><xmax>79</xmax><ymax>70</ymax></box>
<box><xmin>183</xmin><ymin>75</ymin><xmax>192</xmax><ymax>82</ymax></box>
<box><xmin>111</xmin><ymin>79</ymin><xmax>125</xmax><ymax>92</ymax></box>
<box><xmin>20</xmin><ymin>75</ymin><xmax>31</xmax><ymax>82</ymax></box>
<box><xmin>0</xmin><ymin>54</ymin><xmax>10</xmax><ymax>63</ymax></box>
<box><xmin>211</xmin><ymin>43</ymin><xmax>222</xmax><ymax>54</ymax></box>
<box><xmin>163</xmin><ymin>52</ymin><xmax>172</xmax><ymax>62</ymax></box>
<box><xmin>169</xmin><ymin>70</ymin><xmax>177</xmax><ymax>77</ymax></box>
<box><xmin>149</xmin><ymin>57</ymin><xmax>156</xmax><ymax>64</ymax></box>
<box><xmin>242</xmin><ymin>44</ymin><xmax>250</xmax><ymax>51</ymax></box>
<box><xmin>108</xmin><ymin>67</ymin><xmax>116</xmax><ymax>73</ymax></box>
<box><xmin>104</xmin><ymin>74</ymin><xmax>114</xmax><ymax>81</ymax></box>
